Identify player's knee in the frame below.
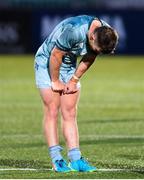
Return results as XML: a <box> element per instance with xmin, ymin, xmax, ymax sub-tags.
<box><xmin>44</xmin><ymin>105</ymin><xmax>59</xmax><ymax>120</ymax></box>
<box><xmin>62</xmin><ymin>106</ymin><xmax>77</xmax><ymax>120</ymax></box>
<box><xmin>42</xmin><ymin>98</ymin><xmax>50</xmax><ymax>107</ymax></box>
<box><xmin>50</xmin><ymin>109</ymin><xmax>59</xmax><ymax>120</ymax></box>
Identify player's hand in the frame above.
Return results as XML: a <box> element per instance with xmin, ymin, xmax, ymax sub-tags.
<box><xmin>63</xmin><ymin>80</ymin><xmax>78</xmax><ymax>94</ymax></box>
<box><xmin>51</xmin><ymin>80</ymin><xmax>65</xmax><ymax>92</ymax></box>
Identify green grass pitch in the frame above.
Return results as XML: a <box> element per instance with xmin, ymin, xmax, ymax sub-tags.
<box><xmin>0</xmin><ymin>55</ymin><xmax>144</xmax><ymax>178</ymax></box>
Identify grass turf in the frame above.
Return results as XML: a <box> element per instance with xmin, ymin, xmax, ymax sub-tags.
<box><xmin>0</xmin><ymin>55</ymin><xmax>144</xmax><ymax>178</ymax></box>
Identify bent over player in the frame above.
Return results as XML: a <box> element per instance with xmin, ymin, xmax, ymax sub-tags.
<box><xmin>34</xmin><ymin>15</ymin><xmax>118</xmax><ymax>172</ymax></box>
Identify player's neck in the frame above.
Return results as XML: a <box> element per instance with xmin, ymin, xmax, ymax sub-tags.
<box><xmin>88</xmin><ymin>20</ymin><xmax>101</xmax><ymax>39</ymax></box>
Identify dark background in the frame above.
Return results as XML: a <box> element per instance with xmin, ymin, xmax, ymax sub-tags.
<box><xmin>0</xmin><ymin>0</ymin><xmax>144</xmax><ymax>54</ymax></box>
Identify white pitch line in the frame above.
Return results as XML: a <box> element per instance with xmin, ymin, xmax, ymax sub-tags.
<box><xmin>0</xmin><ymin>168</ymin><xmax>143</xmax><ymax>172</ymax></box>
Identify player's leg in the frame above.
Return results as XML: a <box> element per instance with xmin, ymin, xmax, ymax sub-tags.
<box><xmin>39</xmin><ymin>88</ymin><xmax>60</xmax><ymax>147</ymax></box>
<box><xmin>60</xmin><ymin>91</ymin><xmax>96</xmax><ymax>172</ymax></box>
<box><xmin>60</xmin><ymin>91</ymin><xmax>80</xmax><ymax>150</ymax></box>
<box><xmin>39</xmin><ymin>88</ymin><xmax>71</xmax><ymax>172</ymax></box>
<box><xmin>60</xmin><ymin>88</ymin><xmax>96</xmax><ymax>172</ymax></box>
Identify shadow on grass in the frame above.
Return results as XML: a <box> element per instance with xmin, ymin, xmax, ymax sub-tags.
<box><xmin>0</xmin><ymin>159</ymin><xmax>49</xmax><ymax>169</ymax></box>
<box><xmin>81</xmin><ymin>118</ymin><xmax>144</xmax><ymax>124</ymax></box>
<box><xmin>80</xmin><ymin>137</ymin><xmax>144</xmax><ymax>145</ymax></box>
<box><xmin>1</xmin><ymin>137</ymin><xmax>143</xmax><ymax>149</ymax></box>
<box><xmin>118</xmin><ymin>154</ymin><xmax>144</xmax><ymax>161</ymax></box>
<box><xmin>0</xmin><ymin>142</ymin><xmax>45</xmax><ymax>149</ymax></box>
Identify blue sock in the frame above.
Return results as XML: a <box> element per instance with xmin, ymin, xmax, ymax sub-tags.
<box><xmin>49</xmin><ymin>145</ymin><xmax>63</xmax><ymax>163</ymax></box>
<box><xmin>68</xmin><ymin>148</ymin><xmax>81</xmax><ymax>161</ymax></box>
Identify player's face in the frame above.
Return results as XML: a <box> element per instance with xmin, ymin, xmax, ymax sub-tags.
<box><xmin>91</xmin><ymin>42</ymin><xmax>101</xmax><ymax>54</ymax></box>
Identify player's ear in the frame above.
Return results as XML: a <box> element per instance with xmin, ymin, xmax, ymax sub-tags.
<box><xmin>89</xmin><ymin>33</ymin><xmax>94</xmax><ymax>41</ymax></box>
<box><xmin>92</xmin><ymin>32</ymin><xmax>97</xmax><ymax>41</ymax></box>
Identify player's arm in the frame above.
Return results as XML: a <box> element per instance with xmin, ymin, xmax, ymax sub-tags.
<box><xmin>50</xmin><ymin>27</ymin><xmax>77</xmax><ymax>92</ymax></box>
<box><xmin>74</xmin><ymin>53</ymin><xmax>97</xmax><ymax>79</ymax></box>
<box><xmin>64</xmin><ymin>53</ymin><xmax>97</xmax><ymax>94</ymax></box>
<box><xmin>49</xmin><ymin>47</ymin><xmax>67</xmax><ymax>92</ymax></box>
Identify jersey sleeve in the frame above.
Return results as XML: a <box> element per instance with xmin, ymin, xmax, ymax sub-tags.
<box><xmin>55</xmin><ymin>26</ymin><xmax>80</xmax><ymax>51</ymax></box>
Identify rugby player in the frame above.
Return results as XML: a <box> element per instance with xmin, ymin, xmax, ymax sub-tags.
<box><xmin>34</xmin><ymin>15</ymin><xmax>118</xmax><ymax>172</ymax></box>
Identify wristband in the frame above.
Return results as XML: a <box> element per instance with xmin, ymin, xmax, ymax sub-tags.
<box><xmin>51</xmin><ymin>81</ymin><xmax>58</xmax><ymax>86</ymax></box>
<box><xmin>73</xmin><ymin>75</ymin><xmax>79</xmax><ymax>80</ymax></box>
<box><xmin>70</xmin><ymin>75</ymin><xmax>79</xmax><ymax>83</ymax></box>
<box><xmin>51</xmin><ymin>81</ymin><xmax>54</xmax><ymax>85</ymax></box>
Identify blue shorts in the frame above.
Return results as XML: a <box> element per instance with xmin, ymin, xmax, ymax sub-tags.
<box><xmin>34</xmin><ymin>55</ymin><xmax>81</xmax><ymax>89</ymax></box>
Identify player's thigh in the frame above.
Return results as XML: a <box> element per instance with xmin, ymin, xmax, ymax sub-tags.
<box><xmin>60</xmin><ymin>90</ymin><xmax>80</xmax><ymax>112</ymax></box>
<box><xmin>39</xmin><ymin>88</ymin><xmax>61</xmax><ymax>109</ymax></box>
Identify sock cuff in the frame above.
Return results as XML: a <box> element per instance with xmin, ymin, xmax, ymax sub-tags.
<box><xmin>68</xmin><ymin>148</ymin><xmax>80</xmax><ymax>153</ymax></box>
<box><xmin>49</xmin><ymin>145</ymin><xmax>63</xmax><ymax>163</ymax></box>
<box><xmin>49</xmin><ymin>145</ymin><xmax>63</xmax><ymax>152</ymax></box>
<box><xmin>68</xmin><ymin>148</ymin><xmax>81</xmax><ymax>161</ymax></box>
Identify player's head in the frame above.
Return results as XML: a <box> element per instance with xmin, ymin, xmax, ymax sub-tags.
<box><xmin>89</xmin><ymin>26</ymin><xmax>119</xmax><ymax>54</ymax></box>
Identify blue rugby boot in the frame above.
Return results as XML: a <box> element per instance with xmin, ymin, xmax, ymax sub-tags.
<box><xmin>68</xmin><ymin>157</ymin><xmax>96</xmax><ymax>172</ymax></box>
<box><xmin>52</xmin><ymin>159</ymin><xmax>71</xmax><ymax>172</ymax></box>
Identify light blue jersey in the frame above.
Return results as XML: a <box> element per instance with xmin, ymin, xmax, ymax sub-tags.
<box><xmin>34</xmin><ymin>15</ymin><xmax>110</xmax><ymax>88</ymax></box>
